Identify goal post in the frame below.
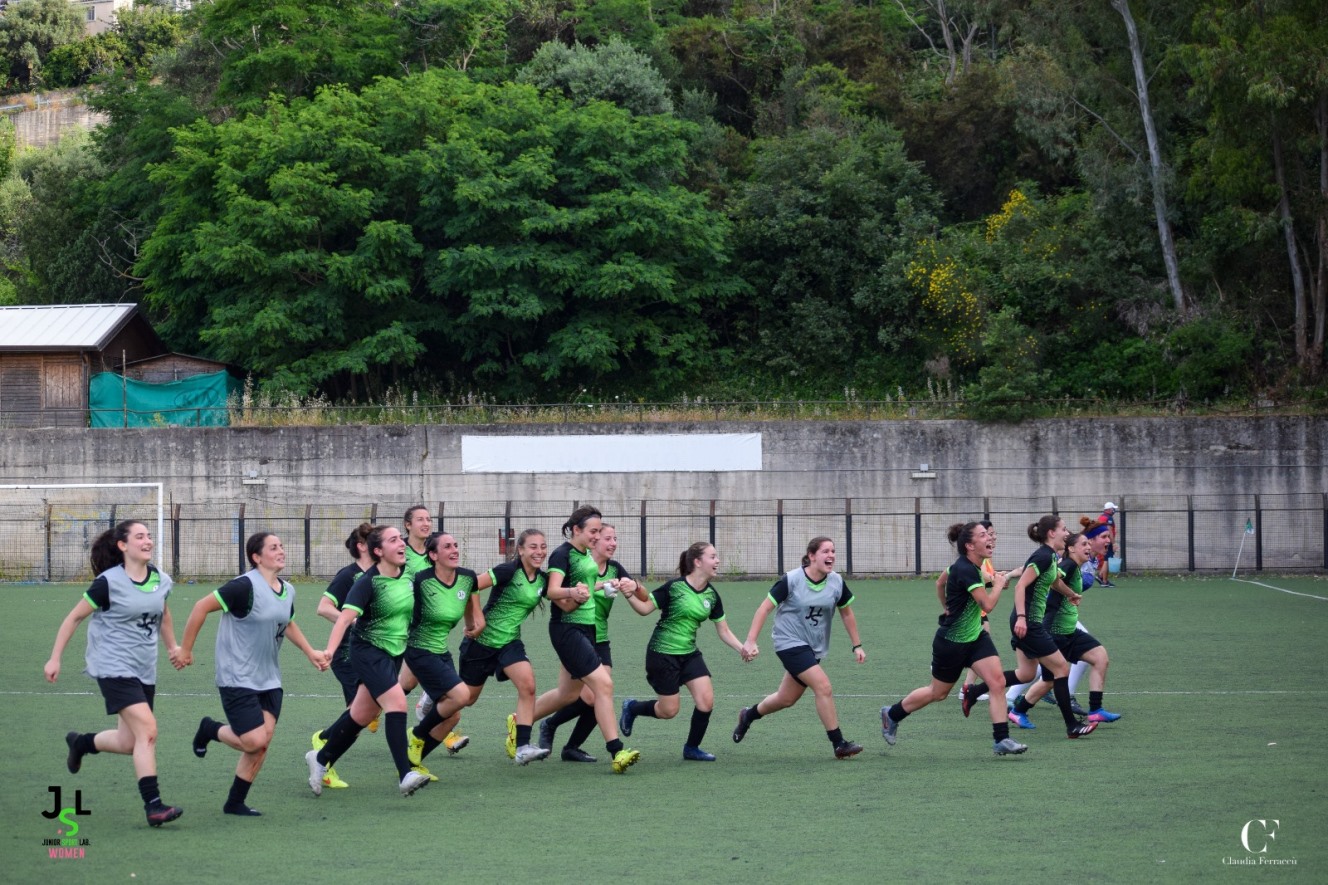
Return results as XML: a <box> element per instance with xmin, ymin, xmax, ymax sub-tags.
<box><xmin>0</xmin><ymin>483</ymin><xmax>165</xmax><ymax>582</ymax></box>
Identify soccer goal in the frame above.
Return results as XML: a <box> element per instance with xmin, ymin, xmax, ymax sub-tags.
<box><xmin>0</xmin><ymin>483</ymin><xmax>165</xmax><ymax>582</ymax></box>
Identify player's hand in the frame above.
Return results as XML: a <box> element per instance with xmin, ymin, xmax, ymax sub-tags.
<box><xmin>853</xmin><ymin>646</ymin><xmax>866</xmax><ymax>664</ymax></box>
<box><xmin>740</xmin><ymin>641</ymin><xmax>759</xmax><ymax>661</ymax></box>
<box><xmin>176</xmin><ymin>648</ymin><xmax>194</xmax><ymax>668</ymax></box>
<box><xmin>1014</xmin><ymin>620</ymin><xmax>1027</xmax><ymax>639</ymax></box>
<box><xmin>43</xmin><ymin>658</ymin><xmax>60</xmax><ymax>683</ymax></box>
<box><xmin>1069</xmin><ymin>592</ymin><xmax>1083</xmax><ymax>605</ymax></box>
<box><xmin>168</xmin><ymin>647</ymin><xmax>187</xmax><ymax>670</ymax></box>
<box><xmin>570</xmin><ymin>583</ymin><xmax>590</xmax><ymax>604</ymax></box>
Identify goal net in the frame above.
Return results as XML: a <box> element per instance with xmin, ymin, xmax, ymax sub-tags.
<box><xmin>0</xmin><ymin>483</ymin><xmax>164</xmax><ymax>583</ymax></box>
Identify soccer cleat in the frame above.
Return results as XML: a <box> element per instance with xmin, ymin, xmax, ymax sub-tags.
<box><xmin>1087</xmin><ymin>708</ymin><xmax>1121</xmax><ymax>723</ymax></box>
<box><xmin>611</xmin><ymin>748</ymin><xmax>641</xmax><ymax>773</ymax></box>
<box><xmin>683</xmin><ymin>744</ymin><xmax>716</xmax><ymax>762</ymax></box>
<box><xmin>414</xmin><ymin>691</ymin><xmax>434</xmax><ymax>724</ymax></box>
<box><xmin>880</xmin><ymin>707</ymin><xmax>898</xmax><ymax>746</ymax></box>
<box><xmin>146</xmin><ymin>804</ymin><xmax>184</xmax><ymax>826</ymax></box>
<box><xmin>993</xmin><ymin>737</ymin><xmax>1029</xmax><ymax>756</ymax></box>
<box><xmin>834</xmin><ymin>741</ymin><xmax>864</xmax><ymax>760</ymax></box>
<box><xmin>412</xmin><ymin>764</ymin><xmax>438</xmax><ymax>782</ymax></box>
<box><xmin>311</xmin><ymin>729</ymin><xmax>327</xmax><ymax>752</ymax></box>
<box><xmin>561</xmin><ymin>746</ymin><xmax>597</xmax><ymax>763</ymax></box>
<box><xmin>399</xmin><ymin>769</ymin><xmax>430</xmax><ymax>797</ymax></box>
<box><xmin>408</xmin><ymin>734</ymin><xmax>425</xmax><ymax>767</ymax></box>
<box><xmin>1067</xmin><ymin>721</ymin><xmax>1098</xmax><ymax>739</ymax></box>
<box><xmin>65</xmin><ymin>731</ymin><xmax>83</xmax><ymax>774</ymax></box>
<box><xmin>1069</xmin><ymin>696</ymin><xmax>1088</xmax><ymax>717</ymax></box>
<box><xmin>960</xmin><ymin>684</ymin><xmax>980</xmax><ymax>718</ymax></box>
<box><xmin>732</xmin><ymin>707</ymin><xmax>754</xmax><ymax>743</ymax></box>
<box><xmin>504</xmin><ymin>714</ymin><xmax>517</xmax><ymax>759</ymax></box>
<box><xmin>443</xmin><ymin>731</ymin><xmax>470</xmax><ymax>754</ymax></box>
<box><xmin>538</xmin><ymin>720</ymin><xmax>554</xmax><ymax>752</ymax></box>
<box><xmin>619</xmin><ymin>699</ymin><xmax>637</xmax><ymax>737</ymax></box>
<box><xmin>305</xmin><ymin>749</ymin><xmax>327</xmax><ymax>796</ymax></box>
<box><xmin>1101</xmin><ymin>581</ymin><xmax>1116</xmax><ymax>588</ymax></box>
<box><xmin>322</xmin><ymin>766</ymin><xmax>349</xmax><ymax>789</ymax></box>
<box><xmin>514</xmin><ymin>744</ymin><xmax>551</xmax><ymax>765</ymax></box>
<box><xmin>192</xmin><ymin>717</ymin><xmax>214</xmax><ymax>758</ymax></box>
<box><xmin>222</xmin><ymin>803</ymin><xmax>261</xmax><ymax>817</ymax></box>
<box><xmin>1008</xmin><ymin>709</ymin><xmax>1036</xmax><ymax>730</ymax></box>
<box><xmin>367</xmin><ymin>713</ymin><xmax>381</xmax><ymax>734</ymax></box>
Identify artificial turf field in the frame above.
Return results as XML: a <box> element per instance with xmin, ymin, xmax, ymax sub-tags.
<box><xmin>3</xmin><ymin>574</ymin><xmax>1325</xmax><ymax>884</ymax></box>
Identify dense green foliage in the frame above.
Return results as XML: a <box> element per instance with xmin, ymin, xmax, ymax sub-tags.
<box><xmin>0</xmin><ymin>0</ymin><xmax>1324</xmax><ymax>410</ymax></box>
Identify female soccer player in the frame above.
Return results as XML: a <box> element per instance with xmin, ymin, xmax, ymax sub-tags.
<box><xmin>880</xmin><ymin>522</ymin><xmax>1026</xmax><ymax>756</ymax></box>
<box><xmin>619</xmin><ymin>542</ymin><xmax>747</xmax><ymax>762</ymax></box>
<box><xmin>969</xmin><ymin>515</ymin><xmax>1097</xmax><ymax>739</ymax></box>
<box><xmin>538</xmin><ymin>522</ymin><xmax>642</xmax><ymax>762</ymax></box>
<box><xmin>180</xmin><ymin>532</ymin><xmax>327</xmax><ymax>815</ymax></box>
<box><xmin>956</xmin><ymin>521</ymin><xmax>1022</xmax><ymax>702</ymax></box>
<box><xmin>305</xmin><ymin>525</ymin><xmax>430</xmax><ymax>797</ymax></box>
<box><xmin>44</xmin><ymin>520</ymin><xmax>184</xmax><ymax>827</ymax></box>
<box><xmin>402</xmin><ymin>506</ymin><xmax>434</xmax><ymax>578</ymax></box>
<box><xmin>527</xmin><ymin>506</ymin><xmax>637</xmax><ymax>770</ymax></box>
<box><xmin>403</xmin><ymin>531</ymin><xmax>483</xmax><ymax>776</ymax></box>
<box><xmin>1018</xmin><ymin>530</ymin><xmax>1122</xmax><ymax>723</ymax></box>
<box><xmin>310</xmin><ymin>522</ymin><xmax>374</xmax><ymax>790</ymax></box>
<box><xmin>733</xmin><ymin>537</ymin><xmax>865</xmax><ymax>759</ymax></box>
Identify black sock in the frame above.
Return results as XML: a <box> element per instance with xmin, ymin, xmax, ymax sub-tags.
<box><xmin>1014</xmin><ymin>695</ymin><xmax>1032</xmax><ymax>714</ymax></box>
<box><xmin>1052</xmin><ymin>677</ymin><xmax>1077</xmax><ymax>728</ymax></box>
<box><xmin>414</xmin><ymin>705</ymin><xmax>446</xmax><ymax>741</ymax></box>
<box><xmin>827</xmin><ymin>728</ymin><xmax>843</xmax><ymax>746</ymax></box>
<box><xmin>419</xmin><ymin>734</ymin><xmax>442</xmax><ymax>760</ymax></box>
<box><xmin>686</xmin><ymin>709</ymin><xmax>711</xmax><ymax>747</ymax></box>
<box><xmin>75</xmin><ymin>733</ymin><xmax>100</xmax><ymax>755</ymax></box>
<box><xmin>993</xmin><ymin>721</ymin><xmax>1010</xmax><ymax>742</ymax></box>
<box><xmin>1089</xmin><ymin>690</ymin><xmax>1104</xmax><ymax>711</ymax></box>
<box><xmin>318</xmin><ymin>710</ymin><xmax>365</xmax><ymax>766</ymax></box>
<box><xmin>516</xmin><ymin>724</ymin><xmax>533</xmax><ymax>746</ymax></box>
<box><xmin>606</xmin><ymin>738</ymin><xmax>623</xmax><ymax>754</ymax></box>
<box><xmin>225</xmin><ymin>776</ymin><xmax>252</xmax><ymax>808</ymax></box>
<box><xmin>549</xmin><ymin>699</ymin><xmax>589</xmax><ymax>730</ymax></box>
<box><xmin>137</xmin><ymin>775</ymin><xmax>161</xmax><ymax>808</ymax></box>
<box><xmin>749</xmin><ymin>705</ymin><xmax>765</xmax><ymax>721</ymax></box>
<box><xmin>384</xmin><ymin>712</ymin><xmax>411</xmax><ymax>778</ymax></box>
<box><xmin>888</xmin><ymin>702</ymin><xmax>909</xmax><ymax>723</ymax></box>
<box><xmin>630</xmin><ymin>699</ymin><xmax>658</xmax><ymax>719</ymax></box>
<box><xmin>566</xmin><ymin>705</ymin><xmax>597</xmax><ymax>749</ymax></box>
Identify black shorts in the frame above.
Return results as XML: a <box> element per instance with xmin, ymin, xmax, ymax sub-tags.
<box><xmin>457</xmin><ymin>637</ymin><xmax>529</xmax><ymax>687</ymax></box>
<box><xmin>550</xmin><ymin>621</ymin><xmax>601</xmax><ymax>680</ymax></box>
<box><xmin>330</xmin><ymin>643</ymin><xmax>359</xmax><ymax>705</ymax></box>
<box><xmin>595</xmin><ymin>640</ymin><xmax>612</xmax><ymax>669</ymax></box>
<box><xmin>1011</xmin><ymin>621</ymin><xmax>1060</xmax><ymax>659</ymax></box>
<box><xmin>404</xmin><ymin>646</ymin><xmax>463</xmax><ymax>700</ymax></box>
<box><xmin>219</xmin><ymin>686</ymin><xmax>283</xmax><ymax>735</ymax></box>
<box><xmin>1053</xmin><ymin>630</ymin><xmax>1103</xmax><ymax>663</ymax></box>
<box><xmin>645</xmin><ymin>649</ymin><xmax>710</xmax><ymax>696</ymax></box>
<box><xmin>350</xmin><ymin>638</ymin><xmax>404</xmax><ymax>699</ymax></box>
<box><xmin>775</xmin><ymin>645</ymin><xmax>821</xmax><ymax>686</ymax></box>
<box><xmin>97</xmin><ymin>677</ymin><xmax>155</xmax><ymax>715</ymax></box>
<box><xmin>931</xmin><ymin>631</ymin><xmax>1000</xmax><ymax>684</ymax></box>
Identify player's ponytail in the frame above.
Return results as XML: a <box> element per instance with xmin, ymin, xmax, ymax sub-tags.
<box><xmin>90</xmin><ymin>520</ymin><xmax>142</xmax><ymax>575</ymax></box>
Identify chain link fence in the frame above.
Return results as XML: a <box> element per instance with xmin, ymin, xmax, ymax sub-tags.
<box><xmin>1</xmin><ymin>490</ymin><xmax>1322</xmax><ymax>584</ymax></box>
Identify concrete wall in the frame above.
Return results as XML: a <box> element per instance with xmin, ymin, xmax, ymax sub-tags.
<box><xmin>1</xmin><ymin>417</ymin><xmax>1323</xmax><ymax>578</ymax></box>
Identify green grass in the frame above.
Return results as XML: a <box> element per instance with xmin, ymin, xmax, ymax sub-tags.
<box><xmin>3</xmin><ymin>575</ymin><xmax>1326</xmax><ymax>883</ymax></box>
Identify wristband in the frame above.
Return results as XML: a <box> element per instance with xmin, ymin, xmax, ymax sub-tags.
<box><xmin>1016</xmin><ymin>614</ymin><xmax>1027</xmax><ymax>619</ymax></box>
<box><xmin>852</xmin><ymin>644</ymin><xmax>862</xmax><ymax>651</ymax></box>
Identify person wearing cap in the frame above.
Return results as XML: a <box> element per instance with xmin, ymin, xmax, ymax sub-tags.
<box><xmin>1096</xmin><ymin>502</ymin><xmax>1118</xmax><ymax>587</ymax></box>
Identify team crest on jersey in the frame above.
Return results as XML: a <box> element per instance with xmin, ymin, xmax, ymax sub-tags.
<box><xmin>457</xmin><ymin>590</ymin><xmax>466</xmax><ymax>600</ymax></box>
<box><xmin>702</xmin><ymin>600</ymin><xmax>711</xmax><ymax>610</ymax></box>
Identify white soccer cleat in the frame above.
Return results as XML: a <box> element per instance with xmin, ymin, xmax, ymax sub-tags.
<box><xmin>399</xmin><ymin>769</ymin><xmax>430</xmax><ymax>797</ymax></box>
<box><xmin>415</xmin><ymin>691</ymin><xmax>435</xmax><ymax>724</ymax></box>
<box><xmin>514</xmin><ymin>744</ymin><xmax>551</xmax><ymax>765</ymax></box>
<box><xmin>305</xmin><ymin>749</ymin><xmax>326</xmax><ymax>796</ymax></box>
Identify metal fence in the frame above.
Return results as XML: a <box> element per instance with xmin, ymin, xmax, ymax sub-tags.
<box><xmin>1</xmin><ymin>493</ymin><xmax>1322</xmax><ymax>584</ymax></box>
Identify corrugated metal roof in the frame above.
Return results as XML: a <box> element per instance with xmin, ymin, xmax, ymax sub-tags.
<box><xmin>0</xmin><ymin>304</ymin><xmax>140</xmax><ymax>352</ymax></box>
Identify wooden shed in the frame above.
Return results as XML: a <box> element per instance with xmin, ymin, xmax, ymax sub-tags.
<box><xmin>123</xmin><ymin>352</ymin><xmax>241</xmax><ymax>385</ymax></box>
<box><xmin>0</xmin><ymin>304</ymin><xmax>165</xmax><ymax>427</ymax></box>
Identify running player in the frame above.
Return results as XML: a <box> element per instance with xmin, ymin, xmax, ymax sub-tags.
<box><xmin>404</xmin><ymin>532</ymin><xmax>483</xmax><ymax>776</ymax></box>
<box><xmin>44</xmin><ymin>521</ymin><xmax>184</xmax><ymax>827</ymax></box>
<box><xmin>304</xmin><ymin>525</ymin><xmax>431</xmax><ymax>798</ymax></box>
<box><xmin>619</xmin><ymin>542</ymin><xmax>746</xmax><ymax>762</ymax></box>
<box><xmin>880</xmin><ymin>522</ymin><xmax>1026</xmax><ymax>756</ymax></box>
<box><xmin>733</xmin><ymin>536</ymin><xmax>865</xmax><ymax>759</ymax></box>
<box><xmin>180</xmin><ymin>532</ymin><xmax>327</xmax><ymax>815</ymax></box>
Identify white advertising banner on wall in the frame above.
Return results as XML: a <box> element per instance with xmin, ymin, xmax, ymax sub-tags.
<box><xmin>461</xmin><ymin>434</ymin><xmax>763</xmax><ymax>473</ymax></box>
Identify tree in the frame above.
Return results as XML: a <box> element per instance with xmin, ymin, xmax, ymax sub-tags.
<box><xmin>518</xmin><ymin>38</ymin><xmax>673</xmax><ymax>115</ymax></box>
<box><xmin>0</xmin><ymin>0</ymin><xmax>85</xmax><ymax>89</ymax></box>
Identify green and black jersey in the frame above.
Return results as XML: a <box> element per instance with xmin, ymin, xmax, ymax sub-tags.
<box><xmin>593</xmin><ymin>558</ymin><xmax>631</xmax><ymax>643</ymax></box>
<box><xmin>1044</xmin><ymin>556</ymin><xmax>1081</xmax><ymax>635</ymax></box>
<box><xmin>646</xmin><ymin>579</ymin><xmax>725</xmax><ymax>655</ymax></box>
<box><xmin>409</xmin><ymin>567</ymin><xmax>479</xmax><ymax>654</ymax></box>
<box><xmin>1011</xmin><ymin>544</ymin><xmax>1058</xmax><ymax>630</ymax></box>
<box><xmin>323</xmin><ymin>561</ymin><xmax>364</xmax><ymax>661</ymax></box>
<box><xmin>345</xmin><ymin>564</ymin><xmax>415</xmax><ymax>657</ymax></box>
<box><xmin>547</xmin><ymin>541</ymin><xmax>599</xmax><ymax>626</ymax></box>
<box><xmin>937</xmin><ymin>558</ymin><xmax>987</xmax><ymax>643</ymax></box>
<box><xmin>474</xmin><ymin>560</ymin><xmax>546</xmax><ymax>649</ymax></box>
<box><xmin>404</xmin><ymin>545</ymin><xmax>431</xmax><ymax>581</ymax></box>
